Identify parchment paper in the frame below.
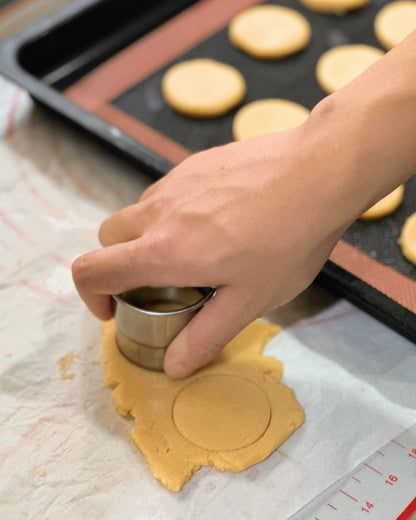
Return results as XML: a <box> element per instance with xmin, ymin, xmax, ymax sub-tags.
<box><xmin>0</xmin><ymin>75</ymin><xmax>415</xmax><ymax>520</ymax></box>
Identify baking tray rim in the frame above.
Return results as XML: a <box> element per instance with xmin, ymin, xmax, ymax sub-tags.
<box><xmin>0</xmin><ymin>0</ymin><xmax>174</xmax><ymax>176</ymax></box>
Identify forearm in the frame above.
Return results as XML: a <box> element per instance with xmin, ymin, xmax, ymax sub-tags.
<box><xmin>301</xmin><ymin>29</ymin><xmax>416</xmax><ymax>228</ymax></box>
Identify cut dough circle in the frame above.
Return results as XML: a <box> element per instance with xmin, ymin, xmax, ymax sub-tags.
<box><xmin>102</xmin><ymin>319</ymin><xmax>305</xmax><ymax>492</ymax></box>
<box><xmin>233</xmin><ymin>98</ymin><xmax>310</xmax><ymax>140</ymax></box>
<box><xmin>172</xmin><ymin>374</ymin><xmax>271</xmax><ymax>451</ymax></box>
<box><xmin>316</xmin><ymin>44</ymin><xmax>384</xmax><ymax>94</ymax></box>
<box><xmin>162</xmin><ymin>58</ymin><xmax>246</xmax><ymax>118</ymax></box>
<box><xmin>229</xmin><ymin>5</ymin><xmax>311</xmax><ymax>59</ymax></box>
<box><xmin>298</xmin><ymin>0</ymin><xmax>369</xmax><ymax>13</ymax></box>
<box><xmin>360</xmin><ymin>185</ymin><xmax>404</xmax><ymax>221</ymax></box>
<box><xmin>374</xmin><ymin>1</ymin><xmax>416</xmax><ymax>50</ymax></box>
<box><xmin>400</xmin><ymin>212</ymin><xmax>416</xmax><ymax>265</ymax></box>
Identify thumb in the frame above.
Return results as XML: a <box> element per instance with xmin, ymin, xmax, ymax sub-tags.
<box><xmin>163</xmin><ymin>286</ymin><xmax>253</xmax><ymax>379</ymax></box>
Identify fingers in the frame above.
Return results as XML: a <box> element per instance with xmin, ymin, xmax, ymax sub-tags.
<box><xmin>99</xmin><ymin>204</ymin><xmax>146</xmax><ymax>247</ymax></box>
<box><xmin>163</xmin><ymin>286</ymin><xmax>254</xmax><ymax>379</ymax></box>
<box><xmin>72</xmin><ymin>237</ymin><xmax>209</xmax><ymax>319</ymax></box>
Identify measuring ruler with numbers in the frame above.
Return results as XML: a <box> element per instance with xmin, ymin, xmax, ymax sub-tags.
<box><xmin>289</xmin><ymin>423</ymin><xmax>416</xmax><ymax>520</ymax></box>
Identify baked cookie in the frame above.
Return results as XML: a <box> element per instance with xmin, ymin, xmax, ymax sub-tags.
<box><xmin>316</xmin><ymin>44</ymin><xmax>384</xmax><ymax>94</ymax></box>
<box><xmin>359</xmin><ymin>185</ymin><xmax>405</xmax><ymax>220</ymax></box>
<box><xmin>298</xmin><ymin>0</ymin><xmax>369</xmax><ymax>13</ymax></box>
<box><xmin>229</xmin><ymin>5</ymin><xmax>311</xmax><ymax>59</ymax></box>
<box><xmin>400</xmin><ymin>211</ymin><xmax>416</xmax><ymax>265</ymax></box>
<box><xmin>374</xmin><ymin>1</ymin><xmax>416</xmax><ymax>50</ymax></box>
<box><xmin>233</xmin><ymin>98</ymin><xmax>310</xmax><ymax>140</ymax></box>
<box><xmin>162</xmin><ymin>58</ymin><xmax>246</xmax><ymax>118</ymax></box>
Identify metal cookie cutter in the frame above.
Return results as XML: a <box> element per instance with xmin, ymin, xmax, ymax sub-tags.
<box><xmin>113</xmin><ymin>287</ymin><xmax>214</xmax><ymax>371</ymax></box>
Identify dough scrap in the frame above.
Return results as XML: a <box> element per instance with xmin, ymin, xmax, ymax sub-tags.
<box><xmin>162</xmin><ymin>59</ymin><xmax>246</xmax><ymax>118</ymax></box>
<box><xmin>102</xmin><ymin>320</ymin><xmax>305</xmax><ymax>492</ymax></box>
<box><xmin>374</xmin><ymin>1</ymin><xmax>416</xmax><ymax>50</ymax></box>
<box><xmin>298</xmin><ymin>0</ymin><xmax>369</xmax><ymax>13</ymax></box>
<box><xmin>316</xmin><ymin>44</ymin><xmax>384</xmax><ymax>94</ymax></box>
<box><xmin>229</xmin><ymin>5</ymin><xmax>311</xmax><ymax>59</ymax></box>
<box><xmin>233</xmin><ymin>98</ymin><xmax>310</xmax><ymax>140</ymax></box>
<box><xmin>359</xmin><ymin>185</ymin><xmax>404</xmax><ymax>221</ymax></box>
<box><xmin>400</xmin><ymin>212</ymin><xmax>416</xmax><ymax>265</ymax></box>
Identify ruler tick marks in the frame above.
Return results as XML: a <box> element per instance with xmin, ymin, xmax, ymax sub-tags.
<box><xmin>364</xmin><ymin>462</ymin><xmax>382</xmax><ymax>475</ymax></box>
<box><xmin>288</xmin><ymin>424</ymin><xmax>416</xmax><ymax>520</ymax></box>
<box><xmin>340</xmin><ymin>490</ymin><xmax>358</xmax><ymax>502</ymax></box>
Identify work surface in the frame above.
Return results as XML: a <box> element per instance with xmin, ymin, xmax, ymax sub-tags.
<box><xmin>0</xmin><ymin>76</ymin><xmax>415</xmax><ymax>519</ymax></box>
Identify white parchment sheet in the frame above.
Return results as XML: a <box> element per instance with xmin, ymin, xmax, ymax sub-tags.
<box><xmin>0</xmin><ymin>76</ymin><xmax>415</xmax><ymax>520</ymax></box>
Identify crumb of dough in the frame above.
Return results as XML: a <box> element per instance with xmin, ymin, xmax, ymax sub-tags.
<box><xmin>316</xmin><ymin>44</ymin><xmax>384</xmax><ymax>94</ymax></box>
<box><xmin>40</xmin><ymin>470</ymin><xmax>47</xmax><ymax>477</ymax></box>
<box><xmin>58</xmin><ymin>353</ymin><xmax>75</xmax><ymax>380</ymax></box>
<box><xmin>162</xmin><ymin>59</ymin><xmax>246</xmax><ymax>118</ymax></box>
<box><xmin>228</xmin><ymin>5</ymin><xmax>311</xmax><ymax>59</ymax></box>
<box><xmin>399</xmin><ymin>212</ymin><xmax>416</xmax><ymax>265</ymax></box>
<box><xmin>233</xmin><ymin>99</ymin><xmax>309</xmax><ymax>140</ymax></box>
<box><xmin>298</xmin><ymin>0</ymin><xmax>369</xmax><ymax>13</ymax></box>
<box><xmin>375</xmin><ymin>1</ymin><xmax>416</xmax><ymax>50</ymax></box>
<box><xmin>4</xmin><ymin>353</ymin><xmax>12</xmax><ymax>357</ymax></box>
<box><xmin>359</xmin><ymin>185</ymin><xmax>404</xmax><ymax>221</ymax></box>
<box><xmin>91</xmin><ymin>358</ymin><xmax>101</xmax><ymax>364</ymax></box>
<box><xmin>102</xmin><ymin>320</ymin><xmax>304</xmax><ymax>492</ymax></box>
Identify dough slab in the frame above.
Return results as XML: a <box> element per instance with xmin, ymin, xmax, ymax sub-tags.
<box><xmin>316</xmin><ymin>44</ymin><xmax>384</xmax><ymax>94</ymax></box>
<box><xmin>229</xmin><ymin>5</ymin><xmax>311</xmax><ymax>59</ymax></box>
<box><xmin>298</xmin><ymin>0</ymin><xmax>369</xmax><ymax>13</ymax></box>
<box><xmin>359</xmin><ymin>185</ymin><xmax>404</xmax><ymax>220</ymax></box>
<box><xmin>374</xmin><ymin>1</ymin><xmax>416</xmax><ymax>50</ymax></box>
<box><xmin>233</xmin><ymin>98</ymin><xmax>310</xmax><ymax>140</ymax></box>
<box><xmin>102</xmin><ymin>320</ymin><xmax>305</xmax><ymax>492</ymax></box>
<box><xmin>162</xmin><ymin>58</ymin><xmax>246</xmax><ymax>118</ymax></box>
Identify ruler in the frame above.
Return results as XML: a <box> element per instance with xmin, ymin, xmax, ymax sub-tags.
<box><xmin>289</xmin><ymin>423</ymin><xmax>416</xmax><ymax>520</ymax></box>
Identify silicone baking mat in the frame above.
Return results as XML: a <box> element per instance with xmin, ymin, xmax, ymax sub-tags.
<box><xmin>0</xmin><ymin>0</ymin><xmax>415</xmax><ymax>339</ymax></box>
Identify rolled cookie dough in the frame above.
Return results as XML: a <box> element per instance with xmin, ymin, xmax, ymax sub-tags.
<box><xmin>316</xmin><ymin>44</ymin><xmax>384</xmax><ymax>94</ymax></box>
<box><xmin>298</xmin><ymin>0</ymin><xmax>369</xmax><ymax>13</ymax></box>
<box><xmin>161</xmin><ymin>58</ymin><xmax>246</xmax><ymax>118</ymax></box>
<box><xmin>359</xmin><ymin>185</ymin><xmax>404</xmax><ymax>221</ymax></box>
<box><xmin>400</xmin><ymin>211</ymin><xmax>416</xmax><ymax>265</ymax></box>
<box><xmin>102</xmin><ymin>320</ymin><xmax>305</xmax><ymax>492</ymax></box>
<box><xmin>229</xmin><ymin>5</ymin><xmax>311</xmax><ymax>59</ymax></box>
<box><xmin>233</xmin><ymin>98</ymin><xmax>310</xmax><ymax>140</ymax></box>
<box><xmin>374</xmin><ymin>1</ymin><xmax>416</xmax><ymax>50</ymax></box>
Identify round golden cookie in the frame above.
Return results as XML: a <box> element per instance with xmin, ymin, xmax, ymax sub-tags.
<box><xmin>400</xmin><ymin>211</ymin><xmax>416</xmax><ymax>265</ymax></box>
<box><xmin>229</xmin><ymin>5</ymin><xmax>311</xmax><ymax>59</ymax></box>
<box><xmin>298</xmin><ymin>0</ymin><xmax>369</xmax><ymax>13</ymax></box>
<box><xmin>233</xmin><ymin>99</ymin><xmax>310</xmax><ymax>140</ymax></box>
<box><xmin>360</xmin><ymin>185</ymin><xmax>405</xmax><ymax>221</ymax></box>
<box><xmin>316</xmin><ymin>44</ymin><xmax>384</xmax><ymax>94</ymax></box>
<box><xmin>374</xmin><ymin>1</ymin><xmax>416</xmax><ymax>50</ymax></box>
<box><xmin>162</xmin><ymin>59</ymin><xmax>246</xmax><ymax>118</ymax></box>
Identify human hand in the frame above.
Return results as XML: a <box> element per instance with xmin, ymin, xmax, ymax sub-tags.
<box><xmin>72</xmin><ymin>120</ymin><xmax>360</xmax><ymax>378</ymax></box>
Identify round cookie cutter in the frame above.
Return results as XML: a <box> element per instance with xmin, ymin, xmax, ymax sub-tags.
<box><xmin>113</xmin><ymin>287</ymin><xmax>214</xmax><ymax>372</ymax></box>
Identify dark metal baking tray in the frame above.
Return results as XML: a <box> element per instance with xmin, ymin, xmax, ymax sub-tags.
<box><xmin>0</xmin><ymin>0</ymin><xmax>415</xmax><ymax>341</ymax></box>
